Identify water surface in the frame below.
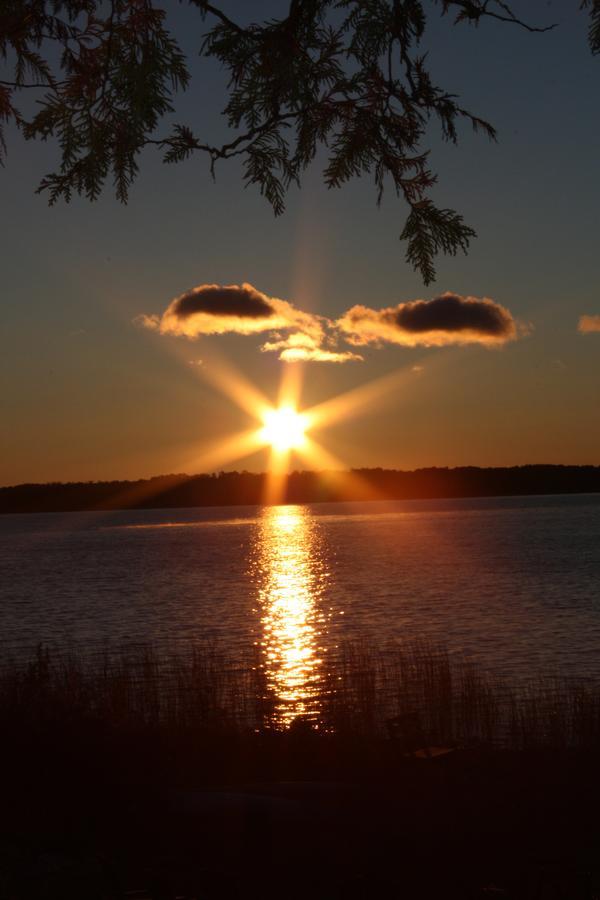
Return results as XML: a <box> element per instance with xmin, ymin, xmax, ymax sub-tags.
<box><xmin>1</xmin><ymin>494</ymin><xmax>599</xmax><ymax>721</ymax></box>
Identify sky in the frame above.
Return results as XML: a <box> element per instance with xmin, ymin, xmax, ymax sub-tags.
<box><xmin>1</xmin><ymin>0</ymin><xmax>599</xmax><ymax>486</ymax></box>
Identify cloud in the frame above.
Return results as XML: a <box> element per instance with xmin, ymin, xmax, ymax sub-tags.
<box><xmin>578</xmin><ymin>314</ymin><xmax>600</xmax><ymax>334</ymax></box>
<box><xmin>140</xmin><ymin>282</ymin><xmax>323</xmax><ymax>342</ymax></box>
<box><xmin>137</xmin><ymin>284</ymin><xmax>523</xmax><ymax>363</ymax></box>
<box><xmin>137</xmin><ymin>281</ymin><xmax>361</xmax><ymax>363</ymax></box>
<box><xmin>261</xmin><ymin>331</ymin><xmax>363</xmax><ymax>363</ymax></box>
<box><xmin>134</xmin><ymin>313</ymin><xmax>160</xmax><ymax>331</ymax></box>
<box><xmin>279</xmin><ymin>347</ymin><xmax>363</xmax><ymax>363</ymax></box>
<box><xmin>337</xmin><ymin>292</ymin><xmax>519</xmax><ymax>347</ymax></box>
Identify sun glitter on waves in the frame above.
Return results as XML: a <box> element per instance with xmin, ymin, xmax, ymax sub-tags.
<box><xmin>259</xmin><ymin>405</ymin><xmax>309</xmax><ymax>452</ymax></box>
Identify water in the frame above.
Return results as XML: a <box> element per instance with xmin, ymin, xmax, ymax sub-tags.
<box><xmin>1</xmin><ymin>494</ymin><xmax>599</xmax><ymax>722</ymax></box>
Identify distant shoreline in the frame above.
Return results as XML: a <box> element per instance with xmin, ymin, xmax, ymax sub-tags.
<box><xmin>1</xmin><ymin>464</ymin><xmax>599</xmax><ymax>514</ymax></box>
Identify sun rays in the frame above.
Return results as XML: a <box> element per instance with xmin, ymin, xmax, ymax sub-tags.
<box><xmin>137</xmin><ymin>335</ymin><xmax>440</xmax><ymax>507</ymax></box>
<box><xmin>179</xmin><ymin>354</ymin><xmax>423</xmax><ymax>504</ymax></box>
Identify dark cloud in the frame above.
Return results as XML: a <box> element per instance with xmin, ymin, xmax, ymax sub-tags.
<box><xmin>138</xmin><ymin>281</ymin><xmax>323</xmax><ymax>341</ymax></box>
<box><xmin>136</xmin><ymin>284</ymin><xmax>523</xmax><ymax>362</ymax></box>
<box><xmin>137</xmin><ymin>281</ymin><xmax>363</xmax><ymax>362</ymax></box>
<box><xmin>338</xmin><ymin>292</ymin><xmax>519</xmax><ymax>347</ymax></box>
<box><xmin>173</xmin><ymin>284</ymin><xmax>275</xmax><ymax>321</ymax></box>
<box><xmin>391</xmin><ymin>293</ymin><xmax>513</xmax><ymax>336</ymax></box>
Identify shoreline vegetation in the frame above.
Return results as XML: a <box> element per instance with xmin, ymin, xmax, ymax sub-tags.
<box><xmin>3</xmin><ymin>641</ymin><xmax>600</xmax><ymax>898</ymax></box>
<box><xmin>4</xmin><ymin>640</ymin><xmax>600</xmax><ymax>752</ymax></box>
<box><xmin>1</xmin><ymin>464</ymin><xmax>599</xmax><ymax>514</ymax></box>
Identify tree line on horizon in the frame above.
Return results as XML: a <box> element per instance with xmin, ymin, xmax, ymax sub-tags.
<box><xmin>1</xmin><ymin>465</ymin><xmax>599</xmax><ymax>514</ymax></box>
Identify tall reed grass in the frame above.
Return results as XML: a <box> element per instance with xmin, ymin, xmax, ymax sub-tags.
<box><xmin>2</xmin><ymin>640</ymin><xmax>599</xmax><ymax>753</ymax></box>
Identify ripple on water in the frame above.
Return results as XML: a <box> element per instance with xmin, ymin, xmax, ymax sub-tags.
<box><xmin>0</xmin><ymin>496</ymin><xmax>599</xmax><ymax>694</ymax></box>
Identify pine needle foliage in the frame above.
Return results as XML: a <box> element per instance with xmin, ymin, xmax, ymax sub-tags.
<box><xmin>0</xmin><ymin>1</ymin><xmax>595</xmax><ymax>282</ymax></box>
<box><xmin>582</xmin><ymin>0</ymin><xmax>600</xmax><ymax>54</ymax></box>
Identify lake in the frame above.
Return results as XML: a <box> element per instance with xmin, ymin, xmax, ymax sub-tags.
<box><xmin>1</xmin><ymin>494</ymin><xmax>599</xmax><ymax>723</ymax></box>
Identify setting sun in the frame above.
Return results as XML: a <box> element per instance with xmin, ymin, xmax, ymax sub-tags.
<box><xmin>260</xmin><ymin>406</ymin><xmax>309</xmax><ymax>452</ymax></box>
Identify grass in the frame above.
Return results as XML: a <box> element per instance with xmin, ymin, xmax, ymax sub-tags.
<box><xmin>2</xmin><ymin>639</ymin><xmax>600</xmax><ymax>755</ymax></box>
<box><xmin>2</xmin><ymin>641</ymin><xmax>600</xmax><ymax>898</ymax></box>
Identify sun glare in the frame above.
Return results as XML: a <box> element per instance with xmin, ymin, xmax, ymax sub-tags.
<box><xmin>183</xmin><ymin>354</ymin><xmax>417</xmax><ymax>497</ymax></box>
<box><xmin>260</xmin><ymin>406</ymin><xmax>308</xmax><ymax>452</ymax></box>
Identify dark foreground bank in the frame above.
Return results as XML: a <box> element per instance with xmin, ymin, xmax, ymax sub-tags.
<box><xmin>2</xmin><ymin>464</ymin><xmax>599</xmax><ymax>513</ymax></box>
<box><xmin>2</xmin><ymin>642</ymin><xmax>600</xmax><ymax>898</ymax></box>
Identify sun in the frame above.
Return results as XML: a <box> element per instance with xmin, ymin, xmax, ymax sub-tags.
<box><xmin>260</xmin><ymin>406</ymin><xmax>309</xmax><ymax>452</ymax></box>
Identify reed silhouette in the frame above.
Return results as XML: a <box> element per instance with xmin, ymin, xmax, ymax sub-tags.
<box><xmin>3</xmin><ymin>640</ymin><xmax>599</xmax><ymax>751</ymax></box>
<box><xmin>2</xmin><ymin>641</ymin><xmax>600</xmax><ymax>898</ymax></box>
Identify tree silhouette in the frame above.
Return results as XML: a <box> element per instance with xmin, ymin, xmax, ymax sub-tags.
<box><xmin>2</xmin><ymin>1</ymin><xmax>598</xmax><ymax>283</ymax></box>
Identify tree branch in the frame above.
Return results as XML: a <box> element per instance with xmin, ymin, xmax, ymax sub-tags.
<box><xmin>483</xmin><ymin>11</ymin><xmax>558</xmax><ymax>34</ymax></box>
<box><xmin>441</xmin><ymin>1</ymin><xmax>558</xmax><ymax>33</ymax></box>
<box><xmin>188</xmin><ymin>1</ymin><xmax>245</xmax><ymax>34</ymax></box>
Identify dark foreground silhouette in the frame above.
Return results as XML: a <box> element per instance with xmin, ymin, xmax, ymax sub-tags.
<box><xmin>1</xmin><ymin>464</ymin><xmax>599</xmax><ymax>513</ymax></box>
<box><xmin>2</xmin><ymin>641</ymin><xmax>600</xmax><ymax>898</ymax></box>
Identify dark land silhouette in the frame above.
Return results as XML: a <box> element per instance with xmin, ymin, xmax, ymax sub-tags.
<box><xmin>1</xmin><ymin>464</ymin><xmax>599</xmax><ymax>514</ymax></box>
<box><xmin>2</xmin><ymin>641</ymin><xmax>600</xmax><ymax>899</ymax></box>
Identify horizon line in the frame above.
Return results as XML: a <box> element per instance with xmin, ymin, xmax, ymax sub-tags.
<box><xmin>2</xmin><ymin>461</ymin><xmax>600</xmax><ymax>491</ymax></box>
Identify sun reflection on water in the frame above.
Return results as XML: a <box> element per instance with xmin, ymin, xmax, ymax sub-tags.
<box><xmin>252</xmin><ymin>505</ymin><xmax>330</xmax><ymax>728</ymax></box>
